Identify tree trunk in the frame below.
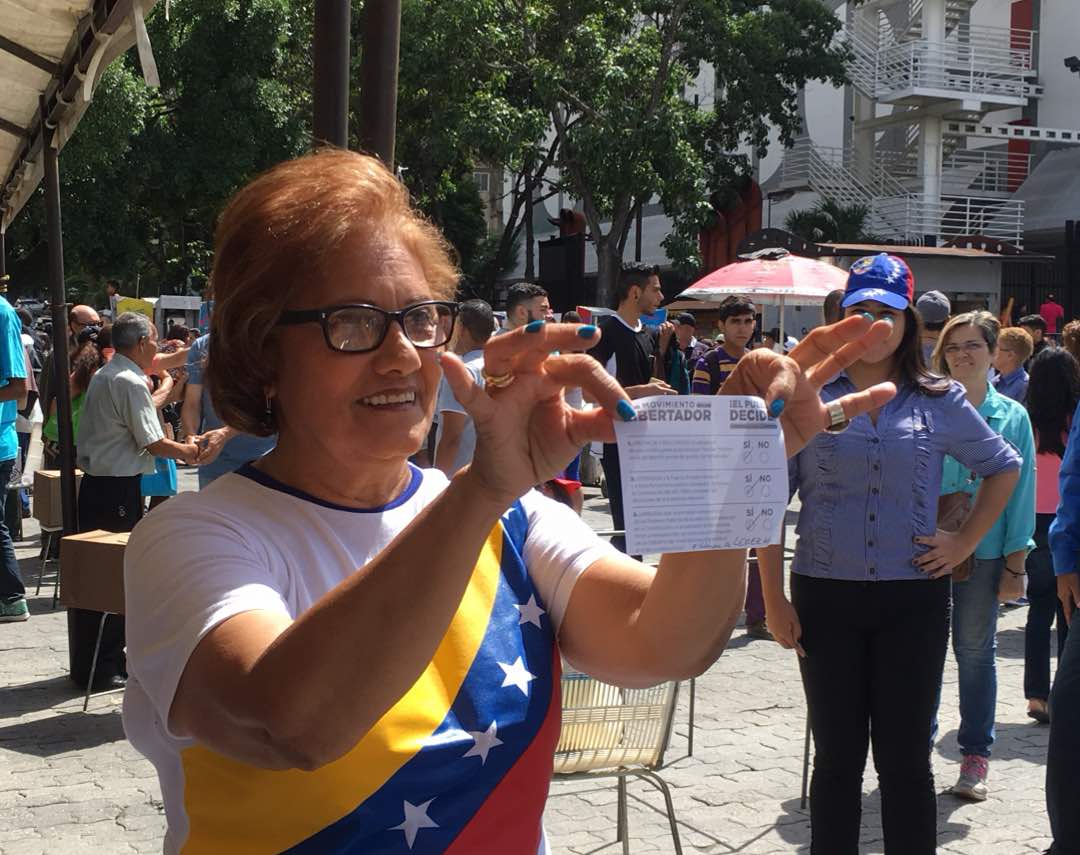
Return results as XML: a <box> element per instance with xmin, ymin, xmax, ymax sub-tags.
<box><xmin>594</xmin><ymin>235</ymin><xmax>622</xmax><ymax>309</ymax></box>
<box><xmin>524</xmin><ymin>165</ymin><xmax>535</xmax><ymax>280</ymax></box>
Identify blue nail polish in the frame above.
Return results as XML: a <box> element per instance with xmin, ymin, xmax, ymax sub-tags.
<box><xmin>616</xmin><ymin>400</ymin><xmax>637</xmax><ymax>422</ymax></box>
<box><xmin>861</xmin><ymin>311</ymin><xmax>874</xmax><ymax>322</ymax></box>
<box><xmin>769</xmin><ymin>399</ymin><xmax>786</xmax><ymax>418</ymax></box>
<box><xmin>577</xmin><ymin>324</ymin><xmax>598</xmax><ymax>339</ymax></box>
<box><xmin>525</xmin><ymin>320</ymin><xmax>545</xmax><ymax>333</ymax></box>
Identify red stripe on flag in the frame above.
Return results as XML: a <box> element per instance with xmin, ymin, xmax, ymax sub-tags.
<box><xmin>445</xmin><ymin>649</ymin><xmax>563</xmax><ymax>854</ymax></box>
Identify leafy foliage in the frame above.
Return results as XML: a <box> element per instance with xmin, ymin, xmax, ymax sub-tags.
<box><xmin>524</xmin><ymin>0</ymin><xmax>851</xmax><ymax>302</ymax></box>
<box><xmin>6</xmin><ymin>0</ymin><xmax>312</xmax><ymax>303</ymax></box>
<box><xmin>4</xmin><ymin>0</ymin><xmax>850</xmax><ymax>310</ymax></box>
<box><xmin>784</xmin><ymin>199</ymin><xmax>882</xmax><ymax>244</ymax></box>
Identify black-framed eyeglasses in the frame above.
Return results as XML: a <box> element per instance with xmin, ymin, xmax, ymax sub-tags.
<box><xmin>277</xmin><ymin>301</ymin><xmax>459</xmax><ymax>353</ymax></box>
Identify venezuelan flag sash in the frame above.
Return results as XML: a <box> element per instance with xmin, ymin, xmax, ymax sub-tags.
<box><xmin>178</xmin><ymin>503</ymin><xmax>560</xmax><ymax>853</ymax></box>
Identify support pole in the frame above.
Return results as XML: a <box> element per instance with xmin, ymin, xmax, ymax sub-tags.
<box><xmin>41</xmin><ymin>99</ymin><xmax>77</xmax><ymax>536</ymax></box>
<box><xmin>524</xmin><ymin>167</ymin><xmax>534</xmax><ymax>280</ymax></box>
<box><xmin>919</xmin><ymin>115</ymin><xmax>943</xmax><ymax>241</ymax></box>
<box><xmin>358</xmin><ymin>0</ymin><xmax>402</xmax><ymax>165</ymax></box>
<box><xmin>634</xmin><ymin>204</ymin><xmax>643</xmax><ymax>263</ymax></box>
<box><xmin>313</xmin><ymin>0</ymin><xmax>351</xmax><ymax>148</ymax></box>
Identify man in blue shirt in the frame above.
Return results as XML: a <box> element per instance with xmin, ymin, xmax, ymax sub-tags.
<box><xmin>181</xmin><ymin>334</ymin><xmax>276</xmax><ymax>488</ymax></box>
<box><xmin>0</xmin><ymin>296</ymin><xmax>30</xmax><ymax>622</ymax></box>
<box><xmin>1047</xmin><ymin>401</ymin><xmax>1080</xmax><ymax>855</ymax></box>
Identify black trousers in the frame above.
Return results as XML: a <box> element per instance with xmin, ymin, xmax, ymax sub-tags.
<box><xmin>600</xmin><ymin>443</ymin><xmax>637</xmax><ymax>558</ymax></box>
<box><xmin>67</xmin><ymin>473</ymin><xmax>142</xmax><ymax>688</ymax></box>
<box><xmin>1048</xmin><ymin>614</ymin><xmax>1080</xmax><ymax>854</ymax></box>
<box><xmin>1025</xmin><ymin>513</ymin><xmax>1069</xmax><ymax>701</ymax></box>
<box><xmin>793</xmin><ymin>573</ymin><xmax>951</xmax><ymax>855</ymax></box>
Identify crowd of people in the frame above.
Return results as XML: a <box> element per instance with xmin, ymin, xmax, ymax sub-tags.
<box><xmin>0</xmin><ymin>301</ymin><xmax>278</xmax><ymax>691</ymax></box>
<box><xmin>0</xmin><ymin>147</ymin><xmax>1076</xmax><ymax>854</ymax></box>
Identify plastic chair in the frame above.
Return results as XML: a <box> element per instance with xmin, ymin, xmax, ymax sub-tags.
<box><xmin>553</xmin><ymin>669</ymin><xmax>683</xmax><ymax>854</ymax></box>
<box><xmin>594</xmin><ymin>527</ymin><xmax>697</xmax><ymax>758</ymax></box>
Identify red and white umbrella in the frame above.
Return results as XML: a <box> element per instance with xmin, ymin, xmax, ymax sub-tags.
<box><xmin>676</xmin><ymin>249</ymin><xmax>849</xmax><ymax>344</ymax></box>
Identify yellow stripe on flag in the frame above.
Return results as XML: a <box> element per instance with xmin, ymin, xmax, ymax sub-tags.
<box><xmin>179</xmin><ymin>525</ymin><xmax>505</xmax><ymax>854</ymax></box>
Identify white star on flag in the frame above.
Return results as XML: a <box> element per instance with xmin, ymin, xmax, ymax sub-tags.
<box><xmin>514</xmin><ymin>595</ymin><xmax>546</xmax><ymax>628</ymax></box>
<box><xmin>498</xmin><ymin>656</ymin><xmax>536</xmax><ymax>696</ymax></box>
<box><xmin>462</xmin><ymin>721</ymin><xmax>503</xmax><ymax>765</ymax></box>
<box><xmin>391</xmin><ymin>798</ymin><xmax>438</xmax><ymax>849</ymax></box>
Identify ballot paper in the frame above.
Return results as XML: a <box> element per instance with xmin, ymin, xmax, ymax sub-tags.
<box><xmin>612</xmin><ymin>395</ymin><xmax>788</xmax><ymax>555</ymax></box>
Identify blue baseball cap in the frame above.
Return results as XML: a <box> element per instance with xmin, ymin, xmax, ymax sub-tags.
<box><xmin>841</xmin><ymin>253</ymin><xmax>914</xmax><ymax>311</ymax></box>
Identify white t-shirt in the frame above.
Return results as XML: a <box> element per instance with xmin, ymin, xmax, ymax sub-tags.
<box><xmin>122</xmin><ymin>464</ymin><xmax>614</xmax><ymax>854</ymax></box>
<box><xmin>434</xmin><ymin>348</ymin><xmax>485</xmax><ymax>473</ymax></box>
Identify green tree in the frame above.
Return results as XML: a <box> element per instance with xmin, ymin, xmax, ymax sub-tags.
<box><xmin>390</xmin><ymin>0</ymin><xmax>554</xmax><ymax>290</ymax></box>
<box><xmin>517</xmin><ymin>0</ymin><xmax>849</xmax><ymax>305</ymax></box>
<box><xmin>5</xmin><ymin>0</ymin><xmax>312</xmax><ymax>302</ymax></box>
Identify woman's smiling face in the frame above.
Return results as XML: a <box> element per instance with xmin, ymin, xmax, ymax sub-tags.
<box><xmin>271</xmin><ymin>235</ymin><xmax>446</xmax><ymax>469</ymax></box>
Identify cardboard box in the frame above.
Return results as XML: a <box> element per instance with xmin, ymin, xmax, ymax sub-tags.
<box><xmin>33</xmin><ymin>469</ymin><xmax>83</xmax><ymax>529</ymax></box>
<box><xmin>59</xmin><ymin>530</ymin><xmax>128</xmax><ymax>615</ymax></box>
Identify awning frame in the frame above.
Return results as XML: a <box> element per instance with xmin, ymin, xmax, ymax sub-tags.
<box><xmin>1</xmin><ymin>0</ymin><xmax>156</xmax><ymax>231</ymax></box>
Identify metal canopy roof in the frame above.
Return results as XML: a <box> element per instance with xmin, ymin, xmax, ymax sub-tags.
<box><xmin>0</xmin><ymin>0</ymin><xmax>158</xmax><ymax>231</ymax></box>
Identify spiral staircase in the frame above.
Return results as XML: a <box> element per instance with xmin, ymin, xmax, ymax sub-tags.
<box><xmin>776</xmin><ymin>0</ymin><xmax>1080</xmax><ymax>249</ymax></box>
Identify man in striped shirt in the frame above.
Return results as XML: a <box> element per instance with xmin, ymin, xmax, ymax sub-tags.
<box><xmin>689</xmin><ymin>294</ymin><xmax>774</xmax><ymax>640</ymax></box>
<box><xmin>691</xmin><ymin>295</ymin><xmax>756</xmax><ymax>395</ymax></box>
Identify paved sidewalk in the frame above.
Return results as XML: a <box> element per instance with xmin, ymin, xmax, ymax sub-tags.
<box><xmin>0</xmin><ymin>482</ymin><xmax>1057</xmax><ymax>854</ymax></box>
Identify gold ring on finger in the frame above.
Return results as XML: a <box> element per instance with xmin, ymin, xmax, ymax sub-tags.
<box><xmin>481</xmin><ymin>368</ymin><xmax>515</xmax><ymax>389</ymax></box>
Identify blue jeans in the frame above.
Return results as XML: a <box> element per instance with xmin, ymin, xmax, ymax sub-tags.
<box><xmin>951</xmin><ymin>557</ymin><xmax>1004</xmax><ymax>758</ymax></box>
<box><xmin>1048</xmin><ymin>609</ymin><xmax>1080</xmax><ymax>854</ymax></box>
<box><xmin>0</xmin><ymin>457</ymin><xmax>24</xmax><ymax>602</ymax></box>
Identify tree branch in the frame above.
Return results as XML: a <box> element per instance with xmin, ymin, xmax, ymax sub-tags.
<box><xmin>644</xmin><ymin>0</ymin><xmax>690</xmax><ymax>122</ymax></box>
<box><xmin>551</xmin><ymin>105</ymin><xmax>602</xmax><ymax>243</ymax></box>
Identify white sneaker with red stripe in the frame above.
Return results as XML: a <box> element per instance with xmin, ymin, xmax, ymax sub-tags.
<box><xmin>950</xmin><ymin>754</ymin><xmax>989</xmax><ymax>801</ymax></box>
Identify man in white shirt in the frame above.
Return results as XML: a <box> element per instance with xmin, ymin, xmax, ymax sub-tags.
<box><xmin>70</xmin><ymin>312</ymin><xmax>198</xmax><ymax>690</ymax></box>
<box><xmin>434</xmin><ymin>300</ymin><xmax>495</xmax><ymax>476</ymax></box>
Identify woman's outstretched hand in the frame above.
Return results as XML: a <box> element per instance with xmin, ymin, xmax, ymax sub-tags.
<box><xmin>440</xmin><ymin>322</ymin><xmax>629</xmax><ymax>505</ymax></box>
<box><xmin>720</xmin><ymin>314</ymin><xmax>899</xmax><ymax>457</ymax></box>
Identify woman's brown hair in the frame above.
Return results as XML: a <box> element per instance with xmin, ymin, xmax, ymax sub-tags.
<box><xmin>207</xmin><ymin>149</ymin><xmax>459</xmax><ymax>436</ymax></box>
<box><xmin>1062</xmin><ymin>319</ymin><xmax>1080</xmax><ymax>364</ymax></box>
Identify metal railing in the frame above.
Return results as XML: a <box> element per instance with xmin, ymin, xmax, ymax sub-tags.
<box><xmin>848</xmin><ymin>3</ymin><xmax>1036</xmax><ymax>104</ymax></box>
<box><xmin>943</xmin><ymin>149</ymin><xmax>1036</xmax><ymax>193</ymax></box>
<box><xmin>778</xmin><ymin>141</ymin><xmax>914</xmax><ymax>236</ymax></box>
<box><xmin>782</xmin><ymin>142</ymin><xmax>913</xmax><ymax>199</ymax></box>
<box><xmin>873</xmin><ymin>147</ymin><xmax>1036</xmax><ymax>195</ymax></box>
<box><xmin>876</xmin><ymin>38</ymin><xmax>1034</xmax><ymax>102</ymax></box>
<box><xmin>778</xmin><ymin>140</ymin><xmax>1026</xmax><ymax>247</ymax></box>
<box><xmin>874</xmin><ymin>193</ymin><xmax>1025</xmax><ymax>246</ymax></box>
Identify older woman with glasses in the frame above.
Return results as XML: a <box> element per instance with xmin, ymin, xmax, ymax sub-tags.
<box><xmin>934</xmin><ymin>311</ymin><xmax>1036</xmax><ymax>801</ymax></box>
<box><xmin>121</xmin><ymin>150</ymin><xmax>895</xmax><ymax>855</ymax></box>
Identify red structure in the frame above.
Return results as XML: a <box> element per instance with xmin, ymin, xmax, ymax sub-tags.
<box><xmin>698</xmin><ymin>181</ymin><xmax>763</xmax><ymax>273</ymax></box>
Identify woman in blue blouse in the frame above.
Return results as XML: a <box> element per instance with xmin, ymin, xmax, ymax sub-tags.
<box><xmin>933</xmin><ymin>311</ymin><xmax>1035</xmax><ymax>801</ymax></box>
<box><xmin>761</xmin><ymin>255</ymin><xmax>1021</xmax><ymax>855</ymax></box>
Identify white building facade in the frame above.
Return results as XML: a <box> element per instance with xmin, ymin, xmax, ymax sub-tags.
<box><xmin>763</xmin><ymin>0</ymin><xmax>1080</xmax><ymax>251</ymax></box>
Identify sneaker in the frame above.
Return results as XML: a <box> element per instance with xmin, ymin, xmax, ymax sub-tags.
<box><xmin>0</xmin><ymin>598</ymin><xmax>29</xmax><ymax>623</ymax></box>
<box><xmin>746</xmin><ymin>621</ymin><xmax>775</xmax><ymax>641</ymax></box>
<box><xmin>950</xmin><ymin>754</ymin><xmax>989</xmax><ymax>801</ymax></box>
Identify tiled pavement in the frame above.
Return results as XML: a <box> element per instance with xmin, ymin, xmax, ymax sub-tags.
<box><xmin>0</xmin><ymin>478</ymin><xmax>1058</xmax><ymax>854</ymax></box>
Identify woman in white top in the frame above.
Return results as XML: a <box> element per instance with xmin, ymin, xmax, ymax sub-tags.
<box><xmin>122</xmin><ymin>149</ymin><xmax>895</xmax><ymax>854</ymax></box>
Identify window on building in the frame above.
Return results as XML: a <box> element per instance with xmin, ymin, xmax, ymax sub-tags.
<box><xmin>472</xmin><ymin>171</ymin><xmax>490</xmax><ymax>194</ymax></box>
